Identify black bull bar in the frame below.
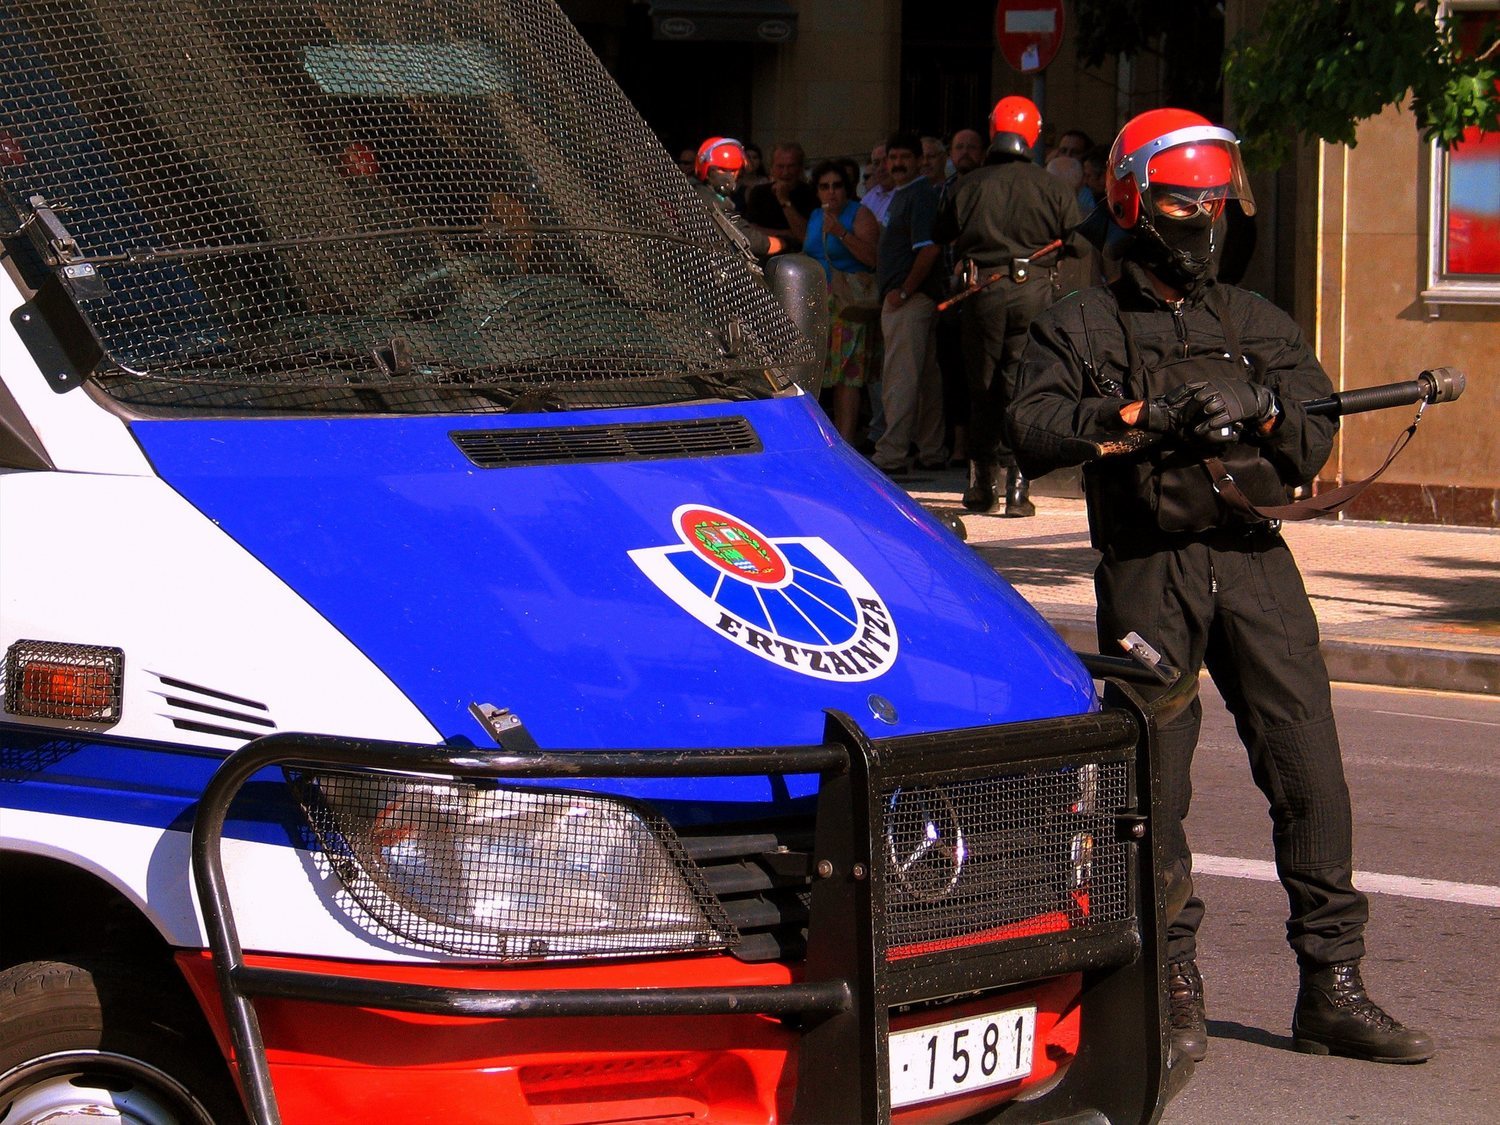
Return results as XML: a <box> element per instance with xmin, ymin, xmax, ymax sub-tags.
<box><xmin>191</xmin><ymin>654</ymin><xmax>1194</xmax><ymax>1125</ymax></box>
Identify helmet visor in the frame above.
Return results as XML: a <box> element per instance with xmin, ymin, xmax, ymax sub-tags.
<box><xmin>1123</xmin><ymin>125</ymin><xmax>1256</xmax><ymax>217</ymax></box>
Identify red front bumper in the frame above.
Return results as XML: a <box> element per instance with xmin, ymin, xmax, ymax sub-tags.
<box><xmin>177</xmin><ymin>952</ymin><xmax>1082</xmax><ymax>1125</ymax></box>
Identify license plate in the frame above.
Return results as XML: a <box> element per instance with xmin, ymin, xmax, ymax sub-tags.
<box><xmin>888</xmin><ymin>1005</ymin><xmax>1037</xmax><ymax>1108</ymax></box>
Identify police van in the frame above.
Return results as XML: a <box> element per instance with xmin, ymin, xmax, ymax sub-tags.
<box><xmin>0</xmin><ymin>0</ymin><xmax>1187</xmax><ymax>1120</ymax></box>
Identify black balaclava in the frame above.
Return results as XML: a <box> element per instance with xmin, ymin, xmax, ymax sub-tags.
<box><xmin>1128</xmin><ymin>210</ymin><xmax>1217</xmax><ymax>294</ymax></box>
<box><xmin>704</xmin><ymin>166</ymin><xmax>738</xmax><ymax>202</ymax></box>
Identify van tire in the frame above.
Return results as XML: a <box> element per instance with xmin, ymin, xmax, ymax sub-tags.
<box><xmin>0</xmin><ymin>958</ymin><xmax>246</xmax><ymax>1125</ymax></box>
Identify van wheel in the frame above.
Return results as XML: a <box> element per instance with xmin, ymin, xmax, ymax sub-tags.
<box><xmin>0</xmin><ymin>959</ymin><xmax>246</xmax><ymax>1125</ymax></box>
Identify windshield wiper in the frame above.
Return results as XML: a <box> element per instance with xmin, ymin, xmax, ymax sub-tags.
<box><xmin>62</xmin><ymin>222</ymin><xmax>724</xmax><ymax>268</ymax></box>
<box><xmin>681</xmin><ymin>370</ymin><xmax>765</xmax><ymax>401</ymax></box>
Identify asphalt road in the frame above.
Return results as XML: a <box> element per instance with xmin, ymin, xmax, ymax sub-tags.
<box><xmin>1160</xmin><ymin>681</ymin><xmax>1500</xmax><ymax>1124</ymax></box>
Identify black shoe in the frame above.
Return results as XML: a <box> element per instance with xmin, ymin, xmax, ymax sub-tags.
<box><xmin>962</xmin><ymin>460</ymin><xmax>1001</xmax><ymax>512</ymax></box>
<box><xmin>1292</xmin><ymin>961</ymin><xmax>1433</xmax><ymax>1063</ymax></box>
<box><xmin>1003</xmin><ymin>467</ymin><xmax>1036</xmax><ymax>518</ymax></box>
<box><xmin>1168</xmin><ymin>959</ymin><xmax>1208</xmax><ymax>1063</ymax></box>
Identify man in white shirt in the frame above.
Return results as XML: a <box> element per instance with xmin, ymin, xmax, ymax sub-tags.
<box><xmin>860</xmin><ymin>142</ymin><xmax>896</xmax><ymax>226</ymax></box>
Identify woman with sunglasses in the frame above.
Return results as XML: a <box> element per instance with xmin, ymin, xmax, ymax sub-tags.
<box><xmin>804</xmin><ymin>159</ymin><xmax>881</xmax><ymax>444</ymax></box>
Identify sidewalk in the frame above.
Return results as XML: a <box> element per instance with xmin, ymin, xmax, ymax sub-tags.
<box><xmin>902</xmin><ymin>466</ymin><xmax>1500</xmax><ymax>696</ymax></box>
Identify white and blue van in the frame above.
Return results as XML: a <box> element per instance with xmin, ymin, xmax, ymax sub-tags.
<box><xmin>0</xmin><ymin>0</ymin><xmax>1188</xmax><ymax>1121</ymax></box>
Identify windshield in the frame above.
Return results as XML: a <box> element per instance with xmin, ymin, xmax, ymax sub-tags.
<box><xmin>0</xmin><ymin>0</ymin><xmax>809</xmax><ymax>414</ymax></box>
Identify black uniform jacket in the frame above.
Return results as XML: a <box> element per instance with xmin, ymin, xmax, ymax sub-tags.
<box><xmin>1007</xmin><ymin>263</ymin><xmax>1338</xmax><ymax>539</ymax></box>
<box><xmin>935</xmin><ymin>159</ymin><xmax>1089</xmax><ymax>268</ymax></box>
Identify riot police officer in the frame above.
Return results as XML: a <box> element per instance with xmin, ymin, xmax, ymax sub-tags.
<box><xmin>937</xmin><ymin>96</ymin><xmax>1087</xmax><ymax>515</ymax></box>
<box><xmin>693</xmin><ymin>137</ymin><xmax>784</xmax><ymax>260</ymax></box>
<box><xmin>1007</xmin><ymin>109</ymin><xmax>1433</xmax><ymax>1067</ymax></box>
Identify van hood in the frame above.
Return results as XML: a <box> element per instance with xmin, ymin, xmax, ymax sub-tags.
<box><xmin>133</xmin><ymin>397</ymin><xmax>1094</xmax><ymax>804</ymax></box>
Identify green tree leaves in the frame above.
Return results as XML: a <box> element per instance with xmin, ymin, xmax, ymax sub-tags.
<box><xmin>1226</xmin><ymin>1</ymin><xmax>1498</xmax><ymax>166</ymax></box>
<box><xmin>1074</xmin><ymin>1</ymin><xmax>1498</xmax><ymax>168</ymax></box>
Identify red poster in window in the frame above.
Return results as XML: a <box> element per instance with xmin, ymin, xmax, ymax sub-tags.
<box><xmin>1444</xmin><ymin>13</ymin><xmax>1500</xmax><ymax>276</ymax></box>
<box><xmin>1446</xmin><ymin>127</ymin><xmax>1500</xmax><ymax>276</ymax></box>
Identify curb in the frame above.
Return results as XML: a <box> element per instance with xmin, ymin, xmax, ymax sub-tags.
<box><xmin>1040</xmin><ymin>611</ymin><xmax>1500</xmax><ymax>697</ymax></box>
<box><xmin>1315</xmin><ymin>639</ymin><xmax>1499</xmax><ymax>696</ymax></box>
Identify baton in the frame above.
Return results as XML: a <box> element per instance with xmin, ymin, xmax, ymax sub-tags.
<box><xmin>937</xmin><ymin>238</ymin><xmax>1064</xmax><ymax>313</ymax></box>
<box><xmin>1058</xmin><ymin>367</ymin><xmax>1467</xmax><ymax>462</ymax></box>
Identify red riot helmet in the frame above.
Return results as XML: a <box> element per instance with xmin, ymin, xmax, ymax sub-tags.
<box><xmin>695</xmin><ymin>136</ymin><xmax>746</xmax><ymax>183</ymax></box>
<box><xmin>987</xmin><ymin>96</ymin><xmax>1041</xmax><ymax>160</ymax></box>
<box><xmin>1105</xmin><ymin>108</ymin><xmax>1255</xmax><ymax>231</ymax></box>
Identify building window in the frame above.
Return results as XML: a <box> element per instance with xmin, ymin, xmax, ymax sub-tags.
<box><xmin>1424</xmin><ymin>2</ymin><xmax>1500</xmax><ymax>308</ymax></box>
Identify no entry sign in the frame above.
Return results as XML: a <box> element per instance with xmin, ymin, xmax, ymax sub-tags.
<box><xmin>995</xmin><ymin>0</ymin><xmax>1065</xmax><ymax>75</ymax></box>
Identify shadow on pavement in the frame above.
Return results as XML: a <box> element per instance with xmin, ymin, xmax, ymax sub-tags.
<box><xmin>1207</xmin><ymin>1019</ymin><xmax>1296</xmax><ymax>1053</ymax></box>
<box><xmin>1321</xmin><ymin>554</ymin><xmax>1500</xmax><ymax>631</ymax></box>
<box><xmin>971</xmin><ymin>542</ymin><xmax>1099</xmax><ymax>585</ymax></box>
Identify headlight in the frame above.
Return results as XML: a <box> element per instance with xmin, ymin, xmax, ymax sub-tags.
<box><xmin>293</xmin><ymin>772</ymin><xmax>737</xmax><ymax>962</ymax></box>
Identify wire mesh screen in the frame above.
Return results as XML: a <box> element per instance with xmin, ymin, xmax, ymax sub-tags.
<box><xmin>880</xmin><ymin>760</ymin><xmax>1131</xmax><ymax>956</ymax></box>
<box><xmin>290</xmin><ymin>769</ymin><xmax>738</xmax><ymax>961</ymax></box>
<box><xmin>0</xmin><ymin>0</ymin><xmax>808</xmax><ymax>412</ymax></box>
<box><xmin>3</xmin><ymin>638</ymin><xmax>124</xmax><ymax>722</ymax></box>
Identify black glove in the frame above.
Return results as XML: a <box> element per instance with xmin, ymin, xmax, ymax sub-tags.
<box><xmin>1189</xmin><ymin>376</ymin><xmax>1277</xmax><ymax>441</ymax></box>
<box><xmin>1140</xmin><ymin>381</ymin><xmax>1205</xmax><ymax>436</ymax></box>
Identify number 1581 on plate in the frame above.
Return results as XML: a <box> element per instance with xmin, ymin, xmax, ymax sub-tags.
<box><xmin>888</xmin><ymin>1005</ymin><xmax>1037</xmax><ymax>1108</ymax></box>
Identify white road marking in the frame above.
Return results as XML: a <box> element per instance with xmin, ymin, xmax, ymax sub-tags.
<box><xmin>1340</xmin><ymin>753</ymin><xmax>1500</xmax><ymax>779</ymax></box>
<box><xmin>1371</xmin><ymin>709</ymin><xmax>1500</xmax><ymax>727</ymax></box>
<box><xmin>1195</xmin><ymin>853</ymin><xmax>1500</xmax><ymax>909</ymax></box>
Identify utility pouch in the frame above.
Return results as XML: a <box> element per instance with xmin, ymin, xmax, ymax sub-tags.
<box><xmin>1103</xmin><ymin>285</ymin><xmax>1288</xmax><ymax>535</ymax></box>
<box><xmin>1138</xmin><ymin>354</ymin><xmax>1286</xmax><ymax>533</ymax></box>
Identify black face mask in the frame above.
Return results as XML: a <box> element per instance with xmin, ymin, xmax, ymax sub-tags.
<box><xmin>1129</xmin><ymin>211</ymin><xmax>1217</xmax><ymax>292</ymax></box>
<box><xmin>704</xmin><ymin>166</ymin><xmax>738</xmax><ymax>201</ymax></box>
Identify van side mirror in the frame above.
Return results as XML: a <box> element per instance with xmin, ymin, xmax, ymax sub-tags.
<box><xmin>764</xmin><ymin>253</ymin><xmax>828</xmax><ymax>398</ymax></box>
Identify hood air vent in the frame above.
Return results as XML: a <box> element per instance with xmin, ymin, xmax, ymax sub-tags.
<box><xmin>452</xmin><ymin>416</ymin><xmax>761</xmax><ymax>468</ymax></box>
<box><xmin>148</xmin><ymin>672</ymin><xmax>276</xmax><ymax>742</ymax></box>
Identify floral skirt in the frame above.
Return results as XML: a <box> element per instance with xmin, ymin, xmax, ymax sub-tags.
<box><xmin>824</xmin><ymin>295</ymin><xmax>881</xmax><ymax>389</ymax></box>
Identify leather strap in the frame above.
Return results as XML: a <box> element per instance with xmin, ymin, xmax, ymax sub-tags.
<box><xmin>1205</xmin><ymin>408</ymin><xmax>1423</xmax><ymax>521</ymax></box>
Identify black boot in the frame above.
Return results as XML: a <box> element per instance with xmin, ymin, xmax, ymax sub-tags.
<box><xmin>962</xmin><ymin>460</ymin><xmax>1001</xmax><ymax>513</ymax></box>
<box><xmin>1168</xmin><ymin>959</ymin><xmax>1208</xmax><ymax>1063</ymax></box>
<box><xmin>1003</xmin><ymin>467</ymin><xmax>1035</xmax><ymax>518</ymax></box>
<box><xmin>1292</xmin><ymin>961</ymin><xmax>1433</xmax><ymax>1063</ymax></box>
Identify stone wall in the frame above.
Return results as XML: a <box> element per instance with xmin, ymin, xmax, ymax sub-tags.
<box><xmin>1312</xmin><ymin>104</ymin><xmax>1499</xmax><ymax>526</ymax></box>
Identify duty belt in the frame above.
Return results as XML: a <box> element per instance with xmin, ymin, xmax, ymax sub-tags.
<box><xmin>970</xmin><ymin>257</ymin><xmax>1051</xmax><ymax>284</ymax></box>
<box><xmin>937</xmin><ymin>243</ymin><xmax>1064</xmax><ymax>312</ymax></box>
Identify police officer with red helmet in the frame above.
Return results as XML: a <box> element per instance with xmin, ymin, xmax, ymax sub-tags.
<box><xmin>937</xmin><ymin>96</ymin><xmax>1087</xmax><ymax>515</ymax></box>
<box><xmin>693</xmin><ymin>137</ymin><xmax>784</xmax><ymax>260</ymax></box>
<box><xmin>1008</xmin><ymin>109</ymin><xmax>1433</xmax><ymax>1069</ymax></box>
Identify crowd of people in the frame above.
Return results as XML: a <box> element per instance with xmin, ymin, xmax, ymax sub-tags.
<box><xmin>682</xmin><ymin>114</ymin><xmax>1116</xmax><ymax>517</ymax></box>
<box><xmin>684</xmin><ymin>104</ymin><xmax>1434</xmax><ymax>1076</ymax></box>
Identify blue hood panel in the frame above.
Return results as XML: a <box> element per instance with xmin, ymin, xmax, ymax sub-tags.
<box><xmin>133</xmin><ymin>397</ymin><xmax>1094</xmax><ymax>805</ymax></box>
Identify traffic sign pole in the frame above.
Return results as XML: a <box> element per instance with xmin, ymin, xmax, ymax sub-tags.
<box><xmin>995</xmin><ymin>0</ymin><xmax>1065</xmax><ymax>159</ymax></box>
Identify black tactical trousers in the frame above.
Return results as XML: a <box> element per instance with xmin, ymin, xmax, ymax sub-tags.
<box><xmin>961</xmin><ymin>279</ymin><xmax>1051</xmax><ymax>468</ymax></box>
<box><xmin>1094</xmin><ymin>527</ymin><xmax>1368</xmax><ymax>971</ymax></box>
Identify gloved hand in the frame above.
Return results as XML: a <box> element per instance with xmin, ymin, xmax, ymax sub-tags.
<box><xmin>1189</xmin><ymin>376</ymin><xmax>1277</xmax><ymax>441</ymax></box>
<box><xmin>1140</xmin><ymin>381</ymin><xmax>1205</xmax><ymax>436</ymax></box>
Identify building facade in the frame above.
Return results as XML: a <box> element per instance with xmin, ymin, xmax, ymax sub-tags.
<box><xmin>563</xmin><ymin>0</ymin><xmax>1498</xmax><ymax>526</ymax></box>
